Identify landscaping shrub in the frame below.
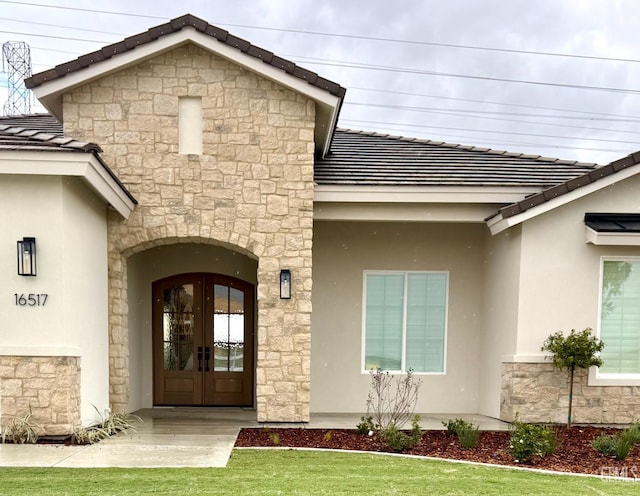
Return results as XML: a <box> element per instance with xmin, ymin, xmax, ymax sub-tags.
<box><xmin>509</xmin><ymin>421</ymin><xmax>557</xmax><ymax>463</ymax></box>
<box><xmin>592</xmin><ymin>433</ymin><xmax>634</xmax><ymax>461</ymax></box>
<box><xmin>624</xmin><ymin>423</ymin><xmax>640</xmax><ymax>444</ymax></box>
<box><xmin>379</xmin><ymin>416</ymin><xmax>422</xmax><ymax>452</ymax></box>
<box><xmin>442</xmin><ymin>418</ymin><xmax>471</xmax><ymax>437</ymax></box>
<box><xmin>442</xmin><ymin>418</ymin><xmax>480</xmax><ymax>449</ymax></box>
<box><xmin>1</xmin><ymin>407</ymin><xmax>41</xmax><ymax>444</ymax></box>
<box><xmin>458</xmin><ymin>424</ymin><xmax>480</xmax><ymax>449</ymax></box>
<box><xmin>356</xmin><ymin>416</ymin><xmax>375</xmax><ymax>435</ymax></box>
<box><xmin>366</xmin><ymin>368</ymin><xmax>422</xmax><ymax>431</ymax></box>
<box><xmin>592</xmin><ymin>424</ymin><xmax>640</xmax><ymax>461</ymax></box>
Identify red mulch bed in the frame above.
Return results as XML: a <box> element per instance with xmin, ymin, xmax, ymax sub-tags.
<box><xmin>235</xmin><ymin>426</ymin><xmax>640</xmax><ymax>479</ymax></box>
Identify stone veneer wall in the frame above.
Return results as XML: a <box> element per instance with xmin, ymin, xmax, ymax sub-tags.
<box><xmin>62</xmin><ymin>43</ymin><xmax>315</xmax><ymax>422</ymax></box>
<box><xmin>0</xmin><ymin>356</ymin><xmax>80</xmax><ymax>435</ymax></box>
<box><xmin>501</xmin><ymin>362</ymin><xmax>640</xmax><ymax>424</ymax></box>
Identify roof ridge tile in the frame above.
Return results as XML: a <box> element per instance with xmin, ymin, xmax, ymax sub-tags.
<box><xmin>25</xmin><ymin>13</ymin><xmax>346</xmax><ymax>99</ymax></box>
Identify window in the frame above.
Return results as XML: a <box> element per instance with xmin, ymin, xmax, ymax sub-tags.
<box><xmin>599</xmin><ymin>259</ymin><xmax>640</xmax><ymax>376</ymax></box>
<box><xmin>363</xmin><ymin>271</ymin><xmax>448</xmax><ymax>373</ymax></box>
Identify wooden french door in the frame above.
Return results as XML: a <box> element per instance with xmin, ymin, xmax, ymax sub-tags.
<box><xmin>152</xmin><ymin>273</ymin><xmax>254</xmax><ymax>406</ymax></box>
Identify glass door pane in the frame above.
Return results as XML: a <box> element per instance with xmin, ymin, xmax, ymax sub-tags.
<box><xmin>162</xmin><ymin>284</ymin><xmax>195</xmax><ymax>371</ymax></box>
<box><xmin>213</xmin><ymin>284</ymin><xmax>245</xmax><ymax>371</ymax></box>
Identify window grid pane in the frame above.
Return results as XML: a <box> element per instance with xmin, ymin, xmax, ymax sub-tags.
<box><xmin>365</xmin><ymin>274</ymin><xmax>403</xmax><ymax>370</ymax></box>
<box><xmin>365</xmin><ymin>272</ymin><xmax>447</xmax><ymax>373</ymax></box>
<box><xmin>600</xmin><ymin>261</ymin><xmax>640</xmax><ymax>374</ymax></box>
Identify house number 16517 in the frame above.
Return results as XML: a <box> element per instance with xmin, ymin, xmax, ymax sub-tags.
<box><xmin>14</xmin><ymin>293</ymin><xmax>48</xmax><ymax>306</ymax></box>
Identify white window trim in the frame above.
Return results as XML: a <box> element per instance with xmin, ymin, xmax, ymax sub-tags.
<box><xmin>361</xmin><ymin>270</ymin><xmax>449</xmax><ymax>375</ymax></box>
<box><xmin>591</xmin><ymin>256</ymin><xmax>640</xmax><ymax>386</ymax></box>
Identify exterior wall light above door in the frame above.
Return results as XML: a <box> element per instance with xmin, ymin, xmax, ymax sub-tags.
<box><xmin>17</xmin><ymin>237</ymin><xmax>36</xmax><ymax>276</ymax></box>
<box><xmin>280</xmin><ymin>269</ymin><xmax>291</xmax><ymax>299</ymax></box>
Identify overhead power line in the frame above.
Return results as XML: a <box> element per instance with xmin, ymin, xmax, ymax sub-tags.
<box><xmin>301</xmin><ymin>58</ymin><xmax>640</xmax><ymax>95</ymax></box>
<box><xmin>2</xmin><ymin>0</ymin><xmax>640</xmax><ymax>64</ymax></box>
<box><xmin>338</xmin><ymin>118</ymin><xmax>640</xmax><ymax>144</ymax></box>
<box><xmin>348</xmin><ymin>87</ymin><xmax>640</xmax><ymax>122</ymax></box>
<box><xmin>344</xmin><ymin>101</ymin><xmax>640</xmax><ymax>135</ymax></box>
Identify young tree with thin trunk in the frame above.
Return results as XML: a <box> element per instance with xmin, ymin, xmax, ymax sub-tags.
<box><xmin>541</xmin><ymin>328</ymin><xmax>604</xmax><ymax>427</ymax></box>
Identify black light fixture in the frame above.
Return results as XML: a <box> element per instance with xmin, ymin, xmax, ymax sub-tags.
<box><xmin>280</xmin><ymin>269</ymin><xmax>291</xmax><ymax>299</ymax></box>
<box><xmin>17</xmin><ymin>237</ymin><xmax>36</xmax><ymax>276</ymax></box>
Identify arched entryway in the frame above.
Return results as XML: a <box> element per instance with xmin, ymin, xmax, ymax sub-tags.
<box><xmin>126</xmin><ymin>242</ymin><xmax>258</xmax><ymax>412</ymax></box>
<box><xmin>152</xmin><ymin>273</ymin><xmax>254</xmax><ymax>406</ymax></box>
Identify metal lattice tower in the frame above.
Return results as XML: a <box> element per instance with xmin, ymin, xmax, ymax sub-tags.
<box><xmin>2</xmin><ymin>41</ymin><xmax>32</xmax><ymax>116</ymax></box>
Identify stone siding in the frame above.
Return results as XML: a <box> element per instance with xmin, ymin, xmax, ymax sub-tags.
<box><xmin>0</xmin><ymin>356</ymin><xmax>80</xmax><ymax>435</ymax></box>
<box><xmin>62</xmin><ymin>43</ymin><xmax>315</xmax><ymax>421</ymax></box>
<box><xmin>501</xmin><ymin>362</ymin><xmax>640</xmax><ymax>424</ymax></box>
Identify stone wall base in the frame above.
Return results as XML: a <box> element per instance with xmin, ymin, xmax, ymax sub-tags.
<box><xmin>0</xmin><ymin>356</ymin><xmax>81</xmax><ymax>436</ymax></box>
<box><xmin>501</xmin><ymin>362</ymin><xmax>640</xmax><ymax>424</ymax></box>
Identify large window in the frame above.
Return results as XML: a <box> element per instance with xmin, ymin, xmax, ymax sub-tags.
<box><xmin>599</xmin><ymin>259</ymin><xmax>640</xmax><ymax>376</ymax></box>
<box><xmin>363</xmin><ymin>271</ymin><xmax>448</xmax><ymax>373</ymax></box>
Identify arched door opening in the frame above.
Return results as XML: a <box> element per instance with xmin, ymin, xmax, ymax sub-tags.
<box><xmin>152</xmin><ymin>273</ymin><xmax>254</xmax><ymax>406</ymax></box>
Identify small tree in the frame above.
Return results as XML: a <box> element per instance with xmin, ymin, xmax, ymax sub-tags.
<box><xmin>541</xmin><ymin>328</ymin><xmax>604</xmax><ymax>427</ymax></box>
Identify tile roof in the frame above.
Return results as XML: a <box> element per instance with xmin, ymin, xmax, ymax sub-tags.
<box><xmin>494</xmin><ymin>151</ymin><xmax>640</xmax><ymax>219</ymax></box>
<box><xmin>315</xmin><ymin>129</ymin><xmax>598</xmax><ymax>187</ymax></box>
<box><xmin>0</xmin><ymin>114</ymin><xmax>100</xmax><ymax>152</ymax></box>
<box><xmin>25</xmin><ymin>14</ymin><xmax>346</xmax><ymax>99</ymax></box>
<box><xmin>0</xmin><ymin>114</ymin><xmax>136</xmax><ymax>204</ymax></box>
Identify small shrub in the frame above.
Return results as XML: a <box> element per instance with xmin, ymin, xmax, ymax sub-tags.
<box><xmin>509</xmin><ymin>421</ymin><xmax>556</xmax><ymax>463</ymax></box>
<box><xmin>71</xmin><ymin>407</ymin><xmax>141</xmax><ymax>445</ymax></box>
<box><xmin>269</xmin><ymin>432</ymin><xmax>281</xmax><ymax>446</ymax></box>
<box><xmin>624</xmin><ymin>423</ymin><xmax>640</xmax><ymax>445</ymax></box>
<box><xmin>442</xmin><ymin>418</ymin><xmax>473</xmax><ymax>437</ymax></box>
<box><xmin>1</xmin><ymin>407</ymin><xmax>41</xmax><ymax>444</ymax></box>
<box><xmin>366</xmin><ymin>368</ymin><xmax>422</xmax><ymax>431</ymax></box>
<box><xmin>458</xmin><ymin>424</ymin><xmax>480</xmax><ymax>449</ymax></box>
<box><xmin>410</xmin><ymin>415</ymin><xmax>422</xmax><ymax>445</ymax></box>
<box><xmin>356</xmin><ymin>416</ymin><xmax>375</xmax><ymax>435</ymax></box>
<box><xmin>592</xmin><ymin>431</ymin><xmax>636</xmax><ymax>461</ymax></box>
<box><xmin>72</xmin><ymin>426</ymin><xmax>110</xmax><ymax>445</ymax></box>
<box><xmin>442</xmin><ymin>418</ymin><xmax>479</xmax><ymax>449</ymax></box>
<box><xmin>94</xmin><ymin>407</ymin><xmax>140</xmax><ymax>436</ymax></box>
<box><xmin>381</xmin><ymin>423</ymin><xmax>415</xmax><ymax>452</ymax></box>
<box><xmin>323</xmin><ymin>430</ymin><xmax>333</xmax><ymax>442</ymax></box>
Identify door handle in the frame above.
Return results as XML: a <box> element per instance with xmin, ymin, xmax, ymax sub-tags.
<box><xmin>197</xmin><ymin>346</ymin><xmax>203</xmax><ymax>372</ymax></box>
<box><xmin>204</xmin><ymin>346</ymin><xmax>211</xmax><ymax>372</ymax></box>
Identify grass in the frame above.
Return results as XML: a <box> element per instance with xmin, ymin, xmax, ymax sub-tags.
<box><xmin>0</xmin><ymin>449</ymin><xmax>636</xmax><ymax>495</ymax></box>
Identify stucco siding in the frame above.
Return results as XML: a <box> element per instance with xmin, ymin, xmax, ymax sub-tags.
<box><xmin>311</xmin><ymin>221</ymin><xmax>485</xmax><ymax>414</ymax></box>
<box><xmin>516</xmin><ymin>173</ymin><xmax>640</xmax><ymax>356</ymax></box>
<box><xmin>0</xmin><ymin>175</ymin><xmax>109</xmax><ymax>433</ymax></box>
<box><xmin>478</xmin><ymin>226</ymin><xmax>521</xmax><ymax>418</ymax></box>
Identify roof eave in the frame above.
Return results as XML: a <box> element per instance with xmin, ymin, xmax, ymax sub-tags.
<box><xmin>487</xmin><ymin>160</ymin><xmax>640</xmax><ymax>235</ymax></box>
<box><xmin>0</xmin><ymin>149</ymin><xmax>136</xmax><ymax>218</ymax></box>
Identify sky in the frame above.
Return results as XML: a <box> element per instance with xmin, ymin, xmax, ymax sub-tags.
<box><xmin>1</xmin><ymin>0</ymin><xmax>640</xmax><ymax>165</ymax></box>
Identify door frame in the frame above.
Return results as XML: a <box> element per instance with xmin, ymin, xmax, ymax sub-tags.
<box><xmin>151</xmin><ymin>272</ymin><xmax>255</xmax><ymax>407</ymax></box>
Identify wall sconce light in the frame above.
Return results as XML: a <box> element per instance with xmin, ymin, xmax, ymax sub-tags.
<box><xmin>280</xmin><ymin>269</ymin><xmax>291</xmax><ymax>299</ymax></box>
<box><xmin>17</xmin><ymin>237</ymin><xmax>37</xmax><ymax>276</ymax></box>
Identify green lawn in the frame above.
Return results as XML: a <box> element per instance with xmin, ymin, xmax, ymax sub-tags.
<box><xmin>1</xmin><ymin>449</ymin><xmax>636</xmax><ymax>495</ymax></box>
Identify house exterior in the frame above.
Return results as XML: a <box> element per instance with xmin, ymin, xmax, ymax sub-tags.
<box><xmin>1</xmin><ymin>14</ymin><xmax>639</xmax><ymax>435</ymax></box>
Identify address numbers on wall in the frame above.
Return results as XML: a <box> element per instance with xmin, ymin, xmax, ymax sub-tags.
<box><xmin>14</xmin><ymin>293</ymin><xmax>48</xmax><ymax>307</ymax></box>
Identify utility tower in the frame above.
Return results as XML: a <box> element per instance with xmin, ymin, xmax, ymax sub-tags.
<box><xmin>2</xmin><ymin>41</ymin><xmax>32</xmax><ymax>116</ymax></box>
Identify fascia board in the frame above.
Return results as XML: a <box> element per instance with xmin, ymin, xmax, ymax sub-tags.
<box><xmin>488</xmin><ymin>163</ymin><xmax>640</xmax><ymax>236</ymax></box>
<box><xmin>313</xmin><ymin>202</ymin><xmax>499</xmax><ymax>222</ymax></box>
<box><xmin>585</xmin><ymin>226</ymin><xmax>640</xmax><ymax>246</ymax></box>
<box><xmin>0</xmin><ymin>151</ymin><xmax>135</xmax><ymax>218</ymax></box>
<box><xmin>314</xmin><ymin>185</ymin><xmax>540</xmax><ymax>204</ymax></box>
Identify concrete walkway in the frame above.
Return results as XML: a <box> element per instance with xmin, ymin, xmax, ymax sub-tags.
<box><xmin>0</xmin><ymin>409</ymin><xmax>508</xmax><ymax>468</ymax></box>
